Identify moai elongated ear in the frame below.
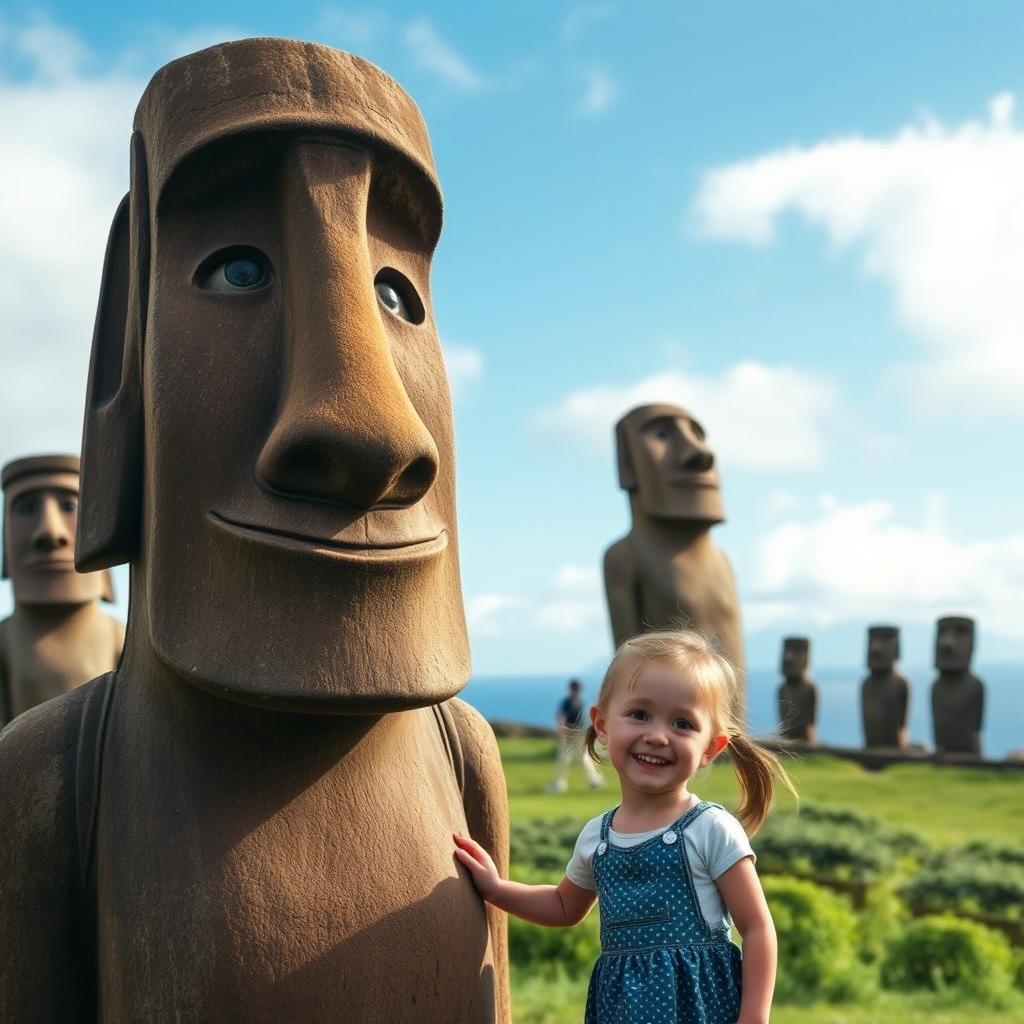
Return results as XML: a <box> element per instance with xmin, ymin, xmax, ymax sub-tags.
<box><xmin>76</xmin><ymin>132</ymin><xmax>149</xmax><ymax>571</ymax></box>
<box><xmin>615</xmin><ymin>417</ymin><xmax>636</xmax><ymax>491</ymax></box>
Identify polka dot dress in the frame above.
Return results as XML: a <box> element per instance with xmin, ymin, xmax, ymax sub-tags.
<box><xmin>584</xmin><ymin>802</ymin><xmax>742</xmax><ymax>1024</ymax></box>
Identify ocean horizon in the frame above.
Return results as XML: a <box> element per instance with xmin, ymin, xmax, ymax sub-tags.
<box><xmin>462</xmin><ymin>662</ymin><xmax>1024</xmax><ymax>759</ymax></box>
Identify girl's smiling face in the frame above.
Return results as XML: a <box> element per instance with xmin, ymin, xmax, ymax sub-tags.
<box><xmin>592</xmin><ymin>658</ymin><xmax>728</xmax><ymax>799</ymax></box>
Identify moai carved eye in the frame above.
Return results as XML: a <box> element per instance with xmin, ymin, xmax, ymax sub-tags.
<box><xmin>374</xmin><ymin>269</ymin><xmax>424</xmax><ymax>325</ymax></box>
<box><xmin>197</xmin><ymin>247</ymin><xmax>272</xmax><ymax>293</ymax></box>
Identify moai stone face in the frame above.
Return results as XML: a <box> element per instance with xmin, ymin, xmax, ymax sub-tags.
<box><xmin>935</xmin><ymin>616</ymin><xmax>974</xmax><ymax>673</ymax></box>
<box><xmin>866</xmin><ymin>625</ymin><xmax>899</xmax><ymax>673</ymax></box>
<box><xmin>616</xmin><ymin>403</ymin><xmax>724</xmax><ymax>523</ymax></box>
<box><xmin>77</xmin><ymin>47</ymin><xmax>468</xmax><ymax>713</ymax></box>
<box><xmin>3</xmin><ymin>456</ymin><xmax>111</xmax><ymax>606</ymax></box>
<box><xmin>780</xmin><ymin>636</ymin><xmax>809</xmax><ymax>682</ymax></box>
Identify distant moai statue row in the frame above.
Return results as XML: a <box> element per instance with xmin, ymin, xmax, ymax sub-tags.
<box><xmin>776</xmin><ymin>636</ymin><xmax>818</xmax><ymax>743</ymax></box>
<box><xmin>861</xmin><ymin>625</ymin><xmax>909</xmax><ymax>749</ymax></box>
<box><xmin>774</xmin><ymin>617</ymin><xmax>987</xmax><ymax>757</ymax></box>
<box><xmin>603</xmin><ymin>403</ymin><xmax>744</xmax><ymax>682</ymax></box>
<box><xmin>932</xmin><ymin>615</ymin><xmax>984</xmax><ymax>756</ymax></box>
<box><xmin>0</xmin><ymin>454</ymin><xmax>123</xmax><ymax>725</ymax></box>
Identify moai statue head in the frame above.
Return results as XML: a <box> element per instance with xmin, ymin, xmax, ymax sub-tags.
<box><xmin>780</xmin><ymin>636</ymin><xmax>810</xmax><ymax>682</ymax></box>
<box><xmin>3</xmin><ymin>454</ymin><xmax>113</xmax><ymax>606</ymax></box>
<box><xmin>615</xmin><ymin>403</ymin><xmax>724</xmax><ymax>523</ymax></box>
<box><xmin>75</xmin><ymin>39</ymin><xmax>468</xmax><ymax>712</ymax></box>
<box><xmin>934</xmin><ymin>616</ymin><xmax>975</xmax><ymax>674</ymax></box>
<box><xmin>866</xmin><ymin>625</ymin><xmax>900</xmax><ymax>674</ymax></box>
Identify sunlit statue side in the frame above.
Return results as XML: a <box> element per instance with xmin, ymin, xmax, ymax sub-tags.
<box><xmin>603</xmin><ymin>403</ymin><xmax>744</xmax><ymax>679</ymax></box>
<box><xmin>860</xmin><ymin>625</ymin><xmax>909</xmax><ymax>749</ymax></box>
<box><xmin>0</xmin><ymin>39</ymin><xmax>508</xmax><ymax>1023</ymax></box>
<box><xmin>777</xmin><ymin>636</ymin><xmax>817</xmax><ymax>744</ymax></box>
<box><xmin>931</xmin><ymin>615</ymin><xmax>984</xmax><ymax>756</ymax></box>
<box><xmin>0</xmin><ymin>455</ymin><xmax>122</xmax><ymax>725</ymax></box>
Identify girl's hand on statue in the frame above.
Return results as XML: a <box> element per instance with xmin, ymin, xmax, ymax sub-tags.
<box><xmin>453</xmin><ymin>832</ymin><xmax>502</xmax><ymax>898</ymax></box>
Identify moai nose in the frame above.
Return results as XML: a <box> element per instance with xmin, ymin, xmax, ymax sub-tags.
<box><xmin>256</xmin><ymin>142</ymin><xmax>439</xmax><ymax>511</ymax></box>
<box><xmin>32</xmin><ymin>496</ymin><xmax>71</xmax><ymax>552</ymax></box>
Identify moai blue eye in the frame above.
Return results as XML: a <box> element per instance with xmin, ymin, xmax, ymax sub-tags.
<box><xmin>223</xmin><ymin>257</ymin><xmax>266</xmax><ymax>289</ymax></box>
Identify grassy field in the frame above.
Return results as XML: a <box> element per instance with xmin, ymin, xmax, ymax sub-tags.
<box><xmin>501</xmin><ymin>737</ymin><xmax>1024</xmax><ymax>847</ymax></box>
<box><xmin>500</xmin><ymin>737</ymin><xmax>1024</xmax><ymax>1023</ymax></box>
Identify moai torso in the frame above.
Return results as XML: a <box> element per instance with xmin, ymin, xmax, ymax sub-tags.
<box><xmin>861</xmin><ymin>673</ymin><xmax>909</xmax><ymax>748</ymax></box>
<box><xmin>0</xmin><ymin>608</ymin><xmax>122</xmax><ymax>720</ymax></box>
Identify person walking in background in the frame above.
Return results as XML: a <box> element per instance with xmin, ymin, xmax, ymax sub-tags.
<box><xmin>547</xmin><ymin>679</ymin><xmax>604</xmax><ymax>792</ymax></box>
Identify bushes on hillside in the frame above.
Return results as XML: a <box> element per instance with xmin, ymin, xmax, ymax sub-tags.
<box><xmin>881</xmin><ymin>915</ymin><xmax>1016</xmax><ymax>1003</ymax></box>
<box><xmin>763</xmin><ymin>875</ymin><xmax>868</xmax><ymax>1002</ymax></box>
<box><xmin>902</xmin><ymin>860</ymin><xmax>1024</xmax><ymax>921</ymax></box>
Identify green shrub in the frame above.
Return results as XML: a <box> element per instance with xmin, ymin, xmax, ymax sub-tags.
<box><xmin>881</xmin><ymin>915</ymin><xmax>1015</xmax><ymax>1003</ymax></box>
<box><xmin>902</xmin><ymin>861</ymin><xmax>1024</xmax><ymax>921</ymax></box>
<box><xmin>763</xmin><ymin>875</ymin><xmax>870</xmax><ymax>1002</ymax></box>
<box><xmin>855</xmin><ymin>884</ymin><xmax>907</xmax><ymax>965</ymax></box>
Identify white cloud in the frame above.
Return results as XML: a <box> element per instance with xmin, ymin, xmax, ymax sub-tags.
<box><xmin>535</xmin><ymin>598</ymin><xmax>603</xmax><ymax>633</ymax></box>
<box><xmin>554</xmin><ymin>564</ymin><xmax>601</xmax><ymax>591</ymax></box>
<box><xmin>575</xmin><ymin>67</ymin><xmax>616</xmax><ymax>117</ymax></box>
<box><xmin>745</xmin><ymin>493</ymin><xmax>1024</xmax><ymax>637</ymax></box>
<box><xmin>0</xmin><ymin>20</ymin><xmax>139</xmax><ymax>467</ymax></box>
<box><xmin>693</xmin><ymin>93</ymin><xmax>1024</xmax><ymax>417</ymax></box>
<box><xmin>403</xmin><ymin>18</ymin><xmax>486</xmax><ymax>93</ymax></box>
<box><xmin>442</xmin><ymin>343</ymin><xmax>483</xmax><ymax>399</ymax></box>
<box><xmin>536</xmin><ymin>363</ymin><xmax>838</xmax><ymax>471</ymax></box>
<box><xmin>466</xmin><ymin>593</ymin><xmax>524</xmax><ymax>638</ymax></box>
<box><xmin>562</xmin><ymin>4</ymin><xmax>615</xmax><ymax>42</ymax></box>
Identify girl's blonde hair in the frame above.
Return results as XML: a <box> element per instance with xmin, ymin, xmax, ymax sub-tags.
<box><xmin>583</xmin><ymin>628</ymin><xmax>797</xmax><ymax>835</ymax></box>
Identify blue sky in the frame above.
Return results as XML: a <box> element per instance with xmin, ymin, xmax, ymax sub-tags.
<box><xmin>3</xmin><ymin>2</ymin><xmax>1024</xmax><ymax>675</ymax></box>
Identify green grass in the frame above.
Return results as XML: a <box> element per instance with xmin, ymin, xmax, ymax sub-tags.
<box><xmin>500</xmin><ymin>738</ymin><xmax>1024</xmax><ymax>1023</ymax></box>
<box><xmin>501</xmin><ymin>738</ymin><xmax>1024</xmax><ymax>848</ymax></box>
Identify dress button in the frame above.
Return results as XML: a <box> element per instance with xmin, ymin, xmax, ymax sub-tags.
<box><xmin>597</xmin><ymin>841</ymin><xmax>608</xmax><ymax>856</ymax></box>
<box><xmin>662</xmin><ymin>830</ymin><xmax>678</xmax><ymax>845</ymax></box>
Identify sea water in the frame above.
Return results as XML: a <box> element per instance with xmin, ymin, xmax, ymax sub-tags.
<box><xmin>461</xmin><ymin>663</ymin><xmax>1023</xmax><ymax>759</ymax></box>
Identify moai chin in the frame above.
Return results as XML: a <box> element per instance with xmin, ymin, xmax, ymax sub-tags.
<box><xmin>603</xmin><ymin>403</ymin><xmax>744</xmax><ymax>681</ymax></box>
<box><xmin>777</xmin><ymin>636</ymin><xmax>818</xmax><ymax>744</ymax></box>
<box><xmin>860</xmin><ymin>625</ymin><xmax>910</xmax><ymax>749</ymax></box>
<box><xmin>931</xmin><ymin>615</ymin><xmax>984</xmax><ymax>756</ymax></box>
<box><xmin>0</xmin><ymin>454</ymin><xmax>122</xmax><ymax>725</ymax></box>
<box><xmin>0</xmin><ymin>40</ymin><xmax>509</xmax><ymax>1023</ymax></box>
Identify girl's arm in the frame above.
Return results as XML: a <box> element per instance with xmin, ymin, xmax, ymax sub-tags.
<box><xmin>715</xmin><ymin>857</ymin><xmax>776</xmax><ymax>1024</ymax></box>
<box><xmin>453</xmin><ymin>833</ymin><xmax>596</xmax><ymax>927</ymax></box>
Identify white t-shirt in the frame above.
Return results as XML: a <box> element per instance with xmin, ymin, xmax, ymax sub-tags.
<box><xmin>565</xmin><ymin>801</ymin><xmax>755</xmax><ymax>934</ymax></box>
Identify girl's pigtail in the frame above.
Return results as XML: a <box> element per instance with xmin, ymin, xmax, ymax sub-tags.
<box><xmin>584</xmin><ymin>724</ymin><xmax>605</xmax><ymax>765</ymax></box>
<box><xmin>727</xmin><ymin>733</ymin><xmax>798</xmax><ymax>835</ymax></box>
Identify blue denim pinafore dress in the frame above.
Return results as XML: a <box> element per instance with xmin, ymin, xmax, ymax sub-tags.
<box><xmin>585</xmin><ymin>801</ymin><xmax>743</xmax><ymax>1024</ymax></box>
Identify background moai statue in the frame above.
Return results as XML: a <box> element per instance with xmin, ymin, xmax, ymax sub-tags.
<box><xmin>931</xmin><ymin>615</ymin><xmax>984</xmax><ymax>756</ymax></box>
<box><xmin>860</xmin><ymin>625</ymin><xmax>910</xmax><ymax>749</ymax></box>
<box><xmin>0</xmin><ymin>40</ymin><xmax>509</xmax><ymax>1023</ymax></box>
<box><xmin>603</xmin><ymin>403</ymin><xmax>744</xmax><ymax>679</ymax></box>
<box><xmin>0</xmin><ymin>454</ymin><xmax>122</xmax><ymax>725</ymax></box>
<box><xmin>777</xmin><ymin>636</ymin><xmax>817</xmax><ymax>744</ymax></box>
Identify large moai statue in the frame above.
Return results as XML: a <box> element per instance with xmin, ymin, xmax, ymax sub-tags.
<box><xmin>0</xmin><ymin>454</ymin><xmax>123</xmax><ymax>725</ymax></box>
<box><xmin>0</xmin><ymin>40</ymin><xmax>509</xmax><ymax>1023</ymax></box>
<box><xmin>603</xmin><ymin>403</ymin><xmax>744</xmax><ymax>678</ymax></box>
<box><xmin>777</xmin><ymin>636</ymin><xmax>817</xmax><ymax>744</ymax></box>
<box><xmin>860</xmin><ymin>625</ymin><xmax>909</xmax><ymax>749</ymax></box>
<box><xmin>931</xmin><ymin>615</ymin><xmax>984</xmax><ymax>756</ymax></box>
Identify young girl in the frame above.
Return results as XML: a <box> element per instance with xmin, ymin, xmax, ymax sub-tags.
<box><xmin>454</xmin><ymin>629</ymin><xmax>796</xmax><ymax>1024</ymax></box>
